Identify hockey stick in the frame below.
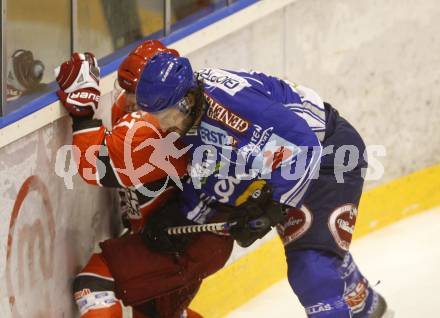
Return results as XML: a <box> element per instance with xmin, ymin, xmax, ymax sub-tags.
<box><xmin>166</xmin><ymin>222</ymin><xmax>231</xmax><ymax>235</ymax></box>
<box><xmin>166</xmin><ymin>217</ymin><xmax>271</xmax><ymax>236</ymax></box>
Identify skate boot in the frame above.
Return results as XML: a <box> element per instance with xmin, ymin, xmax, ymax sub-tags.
<box><xmin>368</xmin><ymin>293</ymin><xmax>394</xmax><ymax>318</ymax></box>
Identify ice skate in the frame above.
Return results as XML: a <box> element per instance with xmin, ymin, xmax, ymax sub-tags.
<box><xmin>368</xmin><ymin>294</ymin><xmax>394</xmax><ymax>318</ymax></box>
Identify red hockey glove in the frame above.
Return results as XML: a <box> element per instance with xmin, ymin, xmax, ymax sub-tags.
<box><xmin>55</xmin><ymin>52</ymin><xmax>101</xmax><ymax>117</ymax></box>
<box><xmin>56</xmin><ymin>88</ymin><xmax>100</xmax><ymax>117</ymax></box>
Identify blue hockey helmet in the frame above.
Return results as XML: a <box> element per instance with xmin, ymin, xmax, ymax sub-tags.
<box><xmin>136</xmin><ymin>52</ymin><xmax>195</xmax><ymax>112</ymax></box>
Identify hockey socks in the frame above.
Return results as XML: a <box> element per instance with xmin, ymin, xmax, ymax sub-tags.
<box><xmin>286</xmin><ymin>249</ymin><xmax>379</xmax><ymax>318</ymax></box>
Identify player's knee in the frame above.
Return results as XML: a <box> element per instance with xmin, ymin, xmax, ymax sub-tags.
<box><xmin>286</xmin><ymin>249</ymin><xmax>351</xmax><ymax>317</ymax></box>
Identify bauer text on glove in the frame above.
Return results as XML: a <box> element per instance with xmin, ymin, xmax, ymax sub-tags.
<box><xmin>55</xmin><ymin>52</ymin><xmax>101</xmax><ymax>117</ymax></box>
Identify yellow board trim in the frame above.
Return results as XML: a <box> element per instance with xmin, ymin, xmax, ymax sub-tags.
<box><xmin>190</xmin><ymin>164</ymin><xmax>440</xmax><ymax>317</ymax></box>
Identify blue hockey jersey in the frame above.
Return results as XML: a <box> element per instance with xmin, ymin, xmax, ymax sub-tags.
<box><xmin>180</xmin><ymin>68</ymin><xmax>325</xmax><ymax>223</ymax></box>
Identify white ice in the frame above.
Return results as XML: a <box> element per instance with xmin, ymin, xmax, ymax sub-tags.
<box><xmin>226</xmin><ymin>206</ymin><xmax>440</xmax><ymax>318</ymax></box>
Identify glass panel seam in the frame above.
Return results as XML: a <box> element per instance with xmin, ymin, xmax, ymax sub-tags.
<box><xmin>1</xmin><ymin>0</ymin><xmax>6</xmax><ymax>114</ymax></box>
<box><xmin>71</xmin><ymin>0</ymin><xmax>78</xmax><ymax>53</ymax></box>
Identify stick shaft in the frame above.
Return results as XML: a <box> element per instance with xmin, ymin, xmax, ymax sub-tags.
<box><xmin>166</xmin><ymin>222</ymin><xmax>230</xmax><ymax>235</ymax></box>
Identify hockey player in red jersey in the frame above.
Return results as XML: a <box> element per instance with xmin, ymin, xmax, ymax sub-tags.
<box><xmin>55</xmin><ymin>41</ymin><xmax>233</xmax><ymax>318</ymax></box>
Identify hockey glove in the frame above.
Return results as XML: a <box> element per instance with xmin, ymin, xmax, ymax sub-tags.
<box><xmin>55</xmin><ymin>52</ymin><xmax>101</xmax><ymax>118</ymax></box>
<box><xmin>225</xmin><ymin>184</ymin><xmax>287</xmax><ymax>247</ymax></box>
<box><xmin>141</xmin><ymin>198</ymin><xmax>193</xmax><ymax>254</ymax></box>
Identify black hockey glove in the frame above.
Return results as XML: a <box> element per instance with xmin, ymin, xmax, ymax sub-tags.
<box><xmin>140</xmin><ymin>198</ymin><xmax>193</xmax><ymax>254</ymax></box>
<box><xmin>224</xmin><ymin>184</ymin><xmax>287</xmax><ymax>248</ymax></box>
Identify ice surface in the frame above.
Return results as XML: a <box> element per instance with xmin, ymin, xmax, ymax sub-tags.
<box><xmin>226</xmin><ymin>207</ymin><xmax>440</xmax><ymax>317</ymax></box>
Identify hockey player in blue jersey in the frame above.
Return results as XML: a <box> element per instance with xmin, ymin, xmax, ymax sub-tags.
<box><xmin>135</xmin><ymin>52</ymin><xmax>392</xmax><ymax>318</ymax></box>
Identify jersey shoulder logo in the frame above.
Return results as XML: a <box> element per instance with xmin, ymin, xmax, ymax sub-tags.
<box><xmin>198</xmin><ymin>68</ymin><xmax>251</xmax><ymax>96</ymax></box>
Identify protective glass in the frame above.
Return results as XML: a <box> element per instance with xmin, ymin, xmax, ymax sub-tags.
<box><xmin>3</xmin><ymin>0</ymin><xmax>70</xmax><ymax>115</ymax></box>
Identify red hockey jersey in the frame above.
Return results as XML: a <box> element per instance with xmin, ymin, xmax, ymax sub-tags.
<box><xmin>71</xmin><ymin>92</ymin><xmax>188</xmax><ymax>231</ymax></box>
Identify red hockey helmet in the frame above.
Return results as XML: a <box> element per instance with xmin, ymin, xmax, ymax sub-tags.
<box><xmin>117</xmin><ymin>40</ymin><xmax>179</xmax><ymax>93</ymax></box>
